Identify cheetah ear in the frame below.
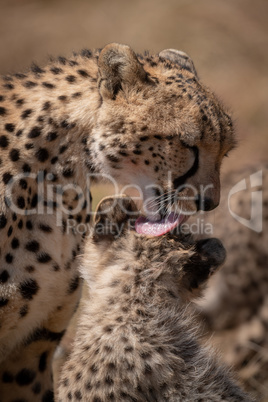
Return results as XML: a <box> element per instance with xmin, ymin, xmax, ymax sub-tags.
<box><xmin>98</xmin><ymin>43</ymin><xmax>148</xmax><ymax>100</ymax></box>
<box><xmin>182</xmin><ymin>238</ymin><xmax>226</xmax><ymax>292</ymax></box>
<box><xmin>159</xmin><ymin>49</ymin><xmax>198</xmax><ymax>77</ymax></box>
<box><xmin>92</xmin><ymin>195</ymin><xmax>139</xmax><ymax>242</ymax></box>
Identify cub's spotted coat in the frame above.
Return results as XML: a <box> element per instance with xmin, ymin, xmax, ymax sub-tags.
<box><xmin>0</xmin><ymin>43</ymin><xmax>234</xmax><ymax>400</ymax></box>
<box><xmin>58</xmin><ymin>196</ymin><xmax>252</xmax><ymax>402</ymax></box>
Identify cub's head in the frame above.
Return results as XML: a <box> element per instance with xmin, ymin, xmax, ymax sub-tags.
<box><xmin>82</xmin><ymin>196</ymin><xmax>226</xmax><ymax>303</ymax></box>
<box><xmin>92</xmin><ymin>43</ymin><xmax>235</xmax><ymax>236</ymax></box>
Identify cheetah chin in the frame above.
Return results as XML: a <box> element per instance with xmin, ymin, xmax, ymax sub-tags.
<box><xmin>135</xmin><ymin>212</ymin><xmax>189</xmax><ymax>236</ymax></box>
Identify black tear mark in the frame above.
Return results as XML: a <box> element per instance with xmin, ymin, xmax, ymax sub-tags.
<box><xmin>173</xmin><ymin>145</ymin><xmax>199</xmax><ymax>189</ymax></box>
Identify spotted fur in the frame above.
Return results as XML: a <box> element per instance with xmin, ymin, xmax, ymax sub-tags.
<box><xmin>57</xmin><ymin>196</ymin><xmax>252</xmax><ymax>402</ymax></box>
<box><xmin>0</xmin><ymin>43</ymin><xmax>234</xmax><ymax>400</ymax></box>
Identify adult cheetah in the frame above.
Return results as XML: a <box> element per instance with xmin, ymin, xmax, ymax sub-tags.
<box><xmin>0</xmin><ymin>43</ymin><xmax>234</xmax><ymax>400</ymax></box>
<box><xmin>57</xmin><ymin>196</ymin><xmax>253</xmax><ymax>402</ymax></box>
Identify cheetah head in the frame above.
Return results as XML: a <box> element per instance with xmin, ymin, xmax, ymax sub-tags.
<box><xmin>91</xmin><ymin>43</ymin><xmax>235</xmax><ymax>236</ymax></box>
<box><xmin>83</xmin><ymin>196</ymin><xmax>226</xmax><ymax>302</ymax></box>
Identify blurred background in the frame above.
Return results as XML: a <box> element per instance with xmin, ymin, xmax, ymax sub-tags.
<box><xmin>1</xmin><ymin>0</ymin><xmax>267</xmax><ymax>399</ymax></box>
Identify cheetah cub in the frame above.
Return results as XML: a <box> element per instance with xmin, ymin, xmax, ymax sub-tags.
<box><xmin>58</xmin><ymin>197</ymin><xmax>253</xmax><ymax>402</ymax></box>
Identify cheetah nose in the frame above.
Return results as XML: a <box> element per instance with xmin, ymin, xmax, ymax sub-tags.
<box><xmin>195</xmin><ymin>196</ymin><xmax>219</xmax><ymax>211</ymax></box>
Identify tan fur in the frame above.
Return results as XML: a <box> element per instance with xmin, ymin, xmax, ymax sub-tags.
<box><xmin>0</xmin><ymin>43</ymin><xmax>234</xmax><ymax>399</ymax></box>
<box><xmin>197</xmin><ymin>164</ymin><xmax>268</xmax><ymax>400</ymax></box>
<box><xmin>57</xmin><ymin>197</ymin><xmax>253</xmax><ymax>402</ymax></box>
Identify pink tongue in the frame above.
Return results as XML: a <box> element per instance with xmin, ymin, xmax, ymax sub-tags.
<box><xmin>135</xmin><ymin>213</ymin><xmax>184</xmax><ymax>236</ymax></box>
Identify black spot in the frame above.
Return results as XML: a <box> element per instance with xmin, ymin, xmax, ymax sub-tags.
<box><xmin>90</xmin><ymin>363</ymin><xmax>98</xmax><ymax>373</ymax></box>
<box><xmin>144</xmin><ymin>160</ymin><xmax>150</xmax><ymax>165</ymax></box>
<box><xmin>140</xmin><ymin>135</ymin><xmax>149</xmax><ymax>141</ymax></box>
<box><xmin>59</xmin><ymin>145</ymin><xmax>68</xmax><ymax>154</ymax></box>
<box><xmin>58</xmin><ymin>95</ymin><xmax>67</xmax><ymax>101</ymax></box>
<box><xmin>68</xmin><ymin>276</ymin><xmax>80</xmax><ymax>294</ymax></box>
<box><xmin>69</xmin><ymin>59</ymin><xmax>78</xmax><ymax>66</ymax></box>
<box><xmin>77</xmin><ymin>69</ymin><xmax>89</xmax><ymax>77</ymax></box>
<box><xmin>38</xmin><ymin>223</ymin><xmax>52</xmax><ymax>233</ymax></box>
<box><xmin>3</xmin><ymin>172</ymin><xmax>13</xmax><ymax>185</ymax></box>
<box><xmin>42</xmin><ymin>101</ymin><xmax>51</xmax><ymax>111</ymax></box>
<box><xmin>46</xmin><ymin>131</ymin><xmax>58</xmax><ymax>142</ymax></box>
<box><xmin>25</xmin><ymin>142</ymin><xmax>34</xmax><ymax>150</ymax></box>
<box><xmin>125</xmin><ymin>346</ymin><xmax>134</xmax><ymax>352</ymax></box>
<box><xmin>24</xmin><ymin>81</ymin><xmax>38</xmax><ymax>88</ymax></box>
<box><xmin>15</xmin><ymin>368</ymin><xmax>36</xmax><ymax>385</ymax></box>
<box><xmin>39</xmin><ymin>351</ymin><xmax>48</xmax><ymax>372</ymax></box>
<box><xmin>19</xmin><ymin>279</ymin><xmax>39</xmax><ymax>300</ymax></box>
<box><xmin>60</xmin><ymin>120</ymin><xmax>68</xmax><ymax>128</ymax></box>
<box><xmin>7</xmin><ymin>225</ymin><xmax>13</xmax><ymax>236</ymax></box>
<box><xmin>50</xmin><ymin>156</ymin><xmax>59</xmax><ymax>165</ymax></box>
<box><xmin>19</xmin><ymin>305</ymin><xmax>29</xmax><ymax>318</ymax></box>
<box><xmin>28</xmin><ymin>126</ymin><xmax>41</xmax><ymax>138</ymax></box>
<box><xmin>32</xmin><ymin>382</ymin><xmax>41</xmax><ymax>394</ymax></box>
<box><xmin>17</xmin><ymin>196</ymin><xmax>25</xmax><ymax>209</ymax></box>
<box><xmin>0</xmin><ymin>297</ymin><xmax>9</xmax><ymax>307</ymax></box>
<box><xmin>21</xmin><ymin>109</ymin><xmax>32</xmax><ymax>119</ymax></box>
<box><xmin>106</xmin><ymin>154</ymin><xmax>119</xmax><ymax>163</ymax></box>
<box><xmin>12</xmin><ymin>213</ymin><xmax>17</xmax><ymax>221</ymax></box>
<box><xmin>18</xmin><ymin>219</ymin><xmax>23</xmax><ymax>229</ymax></box>
<box><xmin>4</xmin><ymin>83</ymin><xmax>14</xmax><ymax>90</ymax></box>
<box><xmin>0</xmin><ymin>270</ymin><xmax>10</xmax><ymax>283</ymax></box>
<box><xmin>11</xmin><ymin>237</ymin><xmax>20</xmax><ymax>249</ymax></box>
<box><xmin>72</xmin><ymin>91</ymin><xmax>82</xmax><ymax>98</ymax></box>
<box><xmin>67</xmin><ymin>392</ymin><xmax>72</xmax><ymax>400</ymax></box>
<box><xmin>0</xmin><ymin>95</ymin><xmax>5</xmax><ymax>101</ymax></box>
<box><xmin>58</xmin><ymin>56</ymin><xmax>67</xmax><ymax>65</ymax></box>
<box><xmin>2</xmin><ymin>371</ymin><xmax>13</xmax><ymax>383</ymax></box>
<box><xmin>75</xmin><ymin>372</ymin><xmax>82</xmax><ymax>381</ymax></box>
<box><xmin>37</xmin><ymin>115</ymin><xmax>44</xmax><ymax>123</ymax></box>
<box><xmin>37</xmin><ymin>252</ymin><xmax>52</xmax><ymax>263</ymax></box>
<box><xmin>42</xmin><ymin>82</ymin><xmax>55</xmax><ymax>89</ymax></box>
<box><xmin>0</xmin><ymin>213</ymin><xmax>7</xmax><ymax>229</ymax></box>
<box><xmin>62</xmin><ymin>167</ymin><xmax>74</xmax><ymax>178</ymax></box>
<box><xmin>31</xmin><ymin>63</ymin><xmax>45</xmax><ymax>74</ymax></box>
<box><xmin>35</xmin><ymin>148</ymin><xmax>49</xmax><ymax>162</ymax></box>
<box><xmin>0</xmin><ymin>106</ymin><xmax>6</xmax><ymax>115</ymax></box>
<box><xmin>26</xmin><ymin>220</ymin><xmax>33</xmax><ymax>230</ymax></box>
<box><xmin>16</xmin><ymin>98</ymin><xmax>25</xmax><ymax>106</ymax></box>
<box><xmin>31</xmin><ymin>194</ymin><xmax>38</xmax><ymax>208</ymax></box>
<box><xmin>25</xmin><ymin>265</ymin><xmax>35</xmax><ymax>273</ymax></box>
<box><xmin>0</xmin><ymin>135</ymin><xmax>9</xmax><ymax>148</ymax></box>
<box><xmin>25</xmin><ymin>240</ymin><xmax>40</xmax><ymax>252</ymax></box>
<box><xmin>9</xmin><ymin>148</ymin><xmax>20</xmax><ymax>162</ymax></box>
<box><xmin>5</xmin><ymin>253</ymin><xmax>13</xmax><ymax>263</ymax></box>
<box><xmin>81</xmin><ymin>49</ymin><xmax>92</xmax><ymax>58</ymax></box>
<box><xmin>42</xmin><ymin>390</ymin><xmax>54</xmax><ymax>402</ymax></box>
<box><xmin>19</xmin><ymin>178</ymin><xmax>28</xmax><ymax>189</ymax></box>
<box><xmin>66</xmin><ymin>75</ymin><xmax>76</xmax><ymax>83</ymax></box>
<box><xmin>50</xmin><ymin>66</ymin><xmax>63</xmax><ymax>74</ymax></box>
<box><xmin>22</xmin><ymin>163</ymin><xmax>31</xmax><ymax>173</ymax></box>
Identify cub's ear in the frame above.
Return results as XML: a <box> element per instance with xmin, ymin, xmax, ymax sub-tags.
<box><xmin>93</xmin><ymin>195</ymin><xmax>139</xmax><ymax>242</ymax></box>
<box><xmin>182</xmin><ymin>238</ymin><xmax>226</xmax><ymax>292</ymax></box>
<box><xmin>98</xmin><ymin>43</ymin><xmax>148</xmax><ymax>100</ymax></box>
<box><xmin>159</xmin><ymin>49</ymin><xmax>198</xmax><ymax>77</ymax></box>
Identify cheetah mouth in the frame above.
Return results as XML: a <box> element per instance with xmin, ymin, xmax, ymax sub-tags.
<box><xmin>135</xmin><ymin>213</ymin><xmax>189</xmax><ymax>236</ymax></box>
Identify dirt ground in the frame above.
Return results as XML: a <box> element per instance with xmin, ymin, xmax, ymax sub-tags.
<box><xmin>1</xmin><ymin>0</ymin><xmax>267</xmax><ymax>399</ymax></box>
